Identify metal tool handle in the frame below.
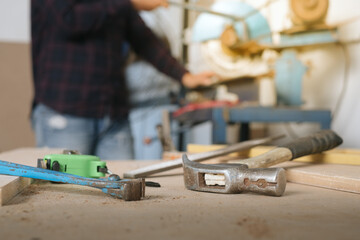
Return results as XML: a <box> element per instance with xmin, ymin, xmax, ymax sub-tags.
<box><xmin>240</xmin><ymin>168</ymin><xmax>286</xmax><ymax>196</ymax></box>
<box><xmin>279</xmin><ymin>130</ymin><xmax>343</xmax><ymax>160</ymax></box>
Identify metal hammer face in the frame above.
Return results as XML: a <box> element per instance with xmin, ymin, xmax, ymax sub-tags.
<box><xmin>182</xmin><ymin>154</ymin><xmax>286</xmax><ymax>196</ymax></box>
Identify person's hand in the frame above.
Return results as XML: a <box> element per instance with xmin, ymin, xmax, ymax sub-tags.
<box><xmin>181</xmin><ymin>71</ymin><xmax>217</xmax><ymax>89</ymax></box>
<box><xmin>131</xmin><ymin>0</ymin><xmax>168</xmax><ymax>11</ymax></box>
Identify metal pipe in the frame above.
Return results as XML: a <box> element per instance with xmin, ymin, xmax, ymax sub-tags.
<box><xmin>168</xmin><ymin>0</ymin><xmax>279</xmax><ymax>22</ymax></box>
<box><xmin>168</xmin><ymin>0</ymin><xmax>244</xmax><ymax>22</ymax></box>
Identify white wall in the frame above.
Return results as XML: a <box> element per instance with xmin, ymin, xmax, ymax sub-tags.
<box><xmin>264</xmin><ymin>0</ymin><xmax>360</xmax><ymax>148</ymax></box>
<box><xmin>0</xmin><ymin>0</ymin><xmax>30</xmax><ymax>43</ymax></box>
<box><xmin>326</xmin><ymin>0</ymin><xmax>360</xmax><ymax>148</ymax></box>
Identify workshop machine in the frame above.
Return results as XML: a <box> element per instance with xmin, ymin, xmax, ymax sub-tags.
<box><xmin>175</xmin><ymin>0</ymin><xmax>337</xmax><ymax>106</ymax></box>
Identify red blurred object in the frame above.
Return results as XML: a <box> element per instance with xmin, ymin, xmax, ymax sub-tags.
<box><xmin>173</xmin><ymin>100</ymin><xmax>238</xmax><ymax>118</ymax></box>
<box><xmin>143</xmin><ymin>137</ymin><xmax>152</xmax><ymax>145</ymax></box>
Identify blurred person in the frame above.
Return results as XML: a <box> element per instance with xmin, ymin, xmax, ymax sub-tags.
<box><xmin>30</xmin><ymin>0</ymin><xmax>215</xmax><ymax>160</ymax></box>
<box><xmin>125</xmin><ymin>8</ymin><xmax>181</xmax><ymax>160</ymax></box>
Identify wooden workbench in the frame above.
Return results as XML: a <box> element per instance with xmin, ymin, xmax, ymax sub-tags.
<box><xmin>0</xmin><ymin>148</ymin><xmax>359</xmax><ymax>240</ymax></box>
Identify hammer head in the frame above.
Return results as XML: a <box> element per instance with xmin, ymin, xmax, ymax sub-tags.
<box><xmin>102</xmin><ymin>178</ymin><xmax>146</xmax><ymax>201</ymax></box>
<box><xmin>182</xmin><ymin>154</ymin><xmax>286</xmax><ymax>196</ymax></box>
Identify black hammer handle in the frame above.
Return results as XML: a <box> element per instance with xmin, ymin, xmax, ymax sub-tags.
<box><xmin>240</xmin><ymin>130</ymin><xmax>343</xmax><ymax>169</ymax></box>
<box><xmin>279</xmin><ymin>130</ymin><xmax>343</xmax><ymax>160</ymax></box>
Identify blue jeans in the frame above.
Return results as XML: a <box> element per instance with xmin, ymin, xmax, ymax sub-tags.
<box><xmin>31</xmin><ymin>104</ymin><xmax>133</xmax><ymax>160</ymax></box>
<box><xmin>129</xmin><ymin>104</ymin><xmax>178</xmax><ymax>160</ymax></box>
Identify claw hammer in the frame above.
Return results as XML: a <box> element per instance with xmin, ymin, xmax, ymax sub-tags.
<box><xmin>182</xmin><ymin>130</ymin><xmax>343</xmax><ymax>196</ymax></box>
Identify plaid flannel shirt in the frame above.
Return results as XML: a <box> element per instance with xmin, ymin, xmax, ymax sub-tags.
<box><xmin>31</xmin><ymin>0</ymin><xmax>187</xmax><ymax>118</ymax></box>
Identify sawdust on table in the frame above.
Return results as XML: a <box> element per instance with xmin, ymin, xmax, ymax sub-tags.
<box><xmin>236</xmin><ymin>217</ymin><xmax>273</xmax><ymax>238</ymax></box>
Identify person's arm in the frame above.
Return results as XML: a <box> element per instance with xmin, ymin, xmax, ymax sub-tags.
<box><xmin>131</xmin><ymin>0</ymin><xmax>168</xmax><ymax>11</ymax></box>
<box><xmin>181</xmin><ymin>72</ymin><xmax>215</xmax><ymax>88</ymax></box>
<box><xmin>125</xmin><ymin>5</ymin><xmax>215</xmax><ymax>88</ymax></box>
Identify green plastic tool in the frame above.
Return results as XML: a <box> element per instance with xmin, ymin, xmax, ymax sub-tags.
<box><xmin>38</xmin><ymin>151</ymin><xmax>108</xmax><ymax>178</ymax></box>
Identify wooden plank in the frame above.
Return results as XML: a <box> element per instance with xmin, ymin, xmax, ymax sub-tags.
<box><xmin>0</xmin><ymin>176</ymin><xmax>31</xmax><ymax>206</ymax></box>
<box><xmin>278</xmin><ymin>162</ymin><xmax>360</xmax><ymax>194</ymax></box>
<box><xmin>187</xmin><ymin>143</ymin><xmax>240</xmax><ymax>157</ymax></box>
<box><xmin>0</xmin><ymin>148</ymin><xmax>63</xmax><ymax>206</ymax></box>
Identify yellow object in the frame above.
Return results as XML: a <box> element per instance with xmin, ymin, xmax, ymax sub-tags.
<box><xmin>187</xmin><ymin>144</ymin><xmax>236</xmax><ymax>156</ymax></box>
<box><xmin>290</xmin><ymin>0</ymin><xmax>329</xmax><ymax>26</ymax></box>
